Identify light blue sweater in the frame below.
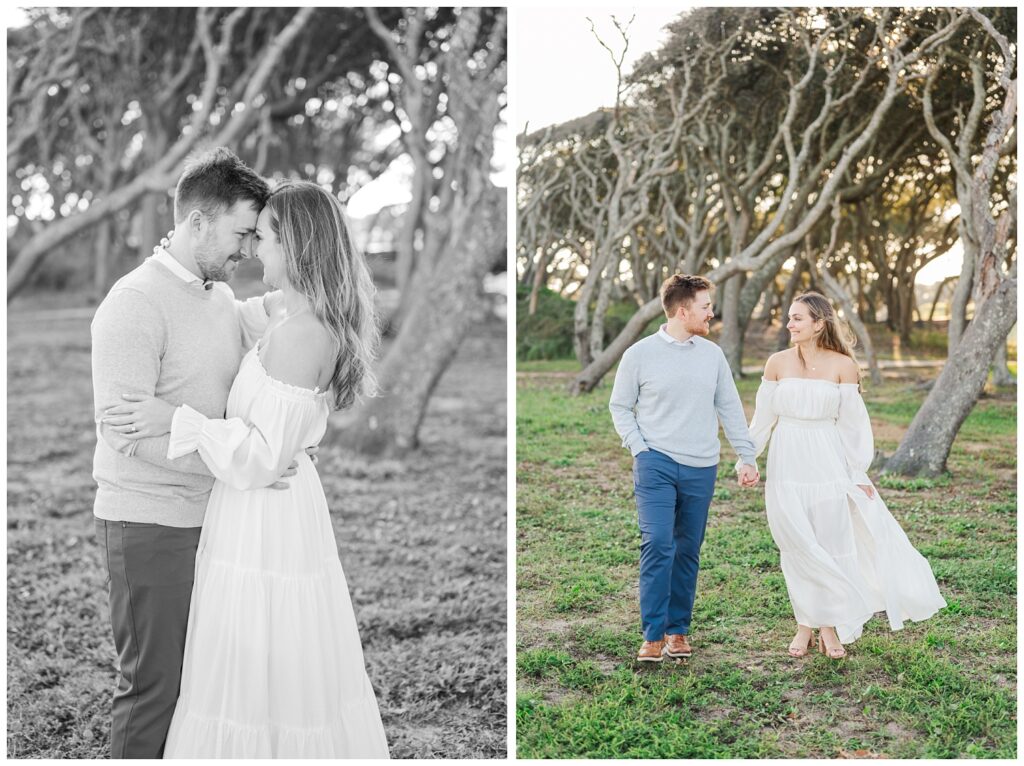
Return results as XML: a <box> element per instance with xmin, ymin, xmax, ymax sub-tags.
<box><xmin>609</xmin><ymin>328</ymin><xmax>756</xmax><ymax>469</ymax></box>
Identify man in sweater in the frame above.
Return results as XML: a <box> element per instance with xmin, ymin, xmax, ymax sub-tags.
<box><xmin>91</xmin><ymin>148</ymin><xmax>293</xmax><ymax>757</ymax></box>
<box><xmin>609</xmin><ymin>273</ymin><xmax>760</xmax><ymax>663</ymax></box>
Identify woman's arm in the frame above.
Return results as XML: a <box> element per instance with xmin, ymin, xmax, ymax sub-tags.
<box><xmin>106</xmin><ymin>320</ymin><xmax>329</xmax><ymax>490</ymax></box>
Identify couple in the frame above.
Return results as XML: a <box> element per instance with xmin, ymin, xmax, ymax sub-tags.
<box><xmin>610</xmin><ymin>274</ymin><xmax>946</xmax><ymax>663</ymax></box>
<box><xmin>91</xmin><ymin>147</ymin><xmax>390</xmax><ymax>758</ymax></box>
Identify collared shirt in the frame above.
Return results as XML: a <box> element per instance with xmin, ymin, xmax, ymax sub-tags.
<box><xmin>152</xmin><ymin>246</ymin><xmax>203</xmax><ymax>285</ymax></box>
<box><xmin>657</xmin><ymin>323</ymin><xmax>696</xmax><ymax>347</ymax></box>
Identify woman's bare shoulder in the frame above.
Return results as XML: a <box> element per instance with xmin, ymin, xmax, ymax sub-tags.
<box><xmin>834</xmin><ymin>353</ymin><xmax>860</xmax><ymax>383</ymax></box>
<box><xmin>261</xmin><ymin>315</ymin><xmax>334</xmax><ymax>390</ymax></box>
<box><xmin>763</xmin><ymin>349</ymin><xmax>795</xmax><ymax>380</ymax></box>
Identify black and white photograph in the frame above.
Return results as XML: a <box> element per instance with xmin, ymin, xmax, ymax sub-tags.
<box><xmin>7</xmin><ymin>6</ymin><xmax>507</xmax><ymax>759</ymax></box>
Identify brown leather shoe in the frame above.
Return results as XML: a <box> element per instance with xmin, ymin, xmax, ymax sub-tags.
<box><xmin>665</xmin><ymin>633</ymin><xmax>692</xmax><ymax>658</ymax></box>
<box><xmin>636</xmin><ymin>639</ymin><xmax>665</xmax><ymax>662</ymax></box>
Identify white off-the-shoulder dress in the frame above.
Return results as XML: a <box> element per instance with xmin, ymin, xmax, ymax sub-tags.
<box><xmin>162</xmin><ymin>341</ymin><xmax>389</xmax><ymax>758</ymax></box>
<box><xmin>749</xmin><ymin>377</ymin><xmax>945</xmax><ymax>644</ymax></box>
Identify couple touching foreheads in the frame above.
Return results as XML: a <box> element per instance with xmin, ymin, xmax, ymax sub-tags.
<box><xmin>91</xmin><ymin>147</ymin><xmax>389</xmax><ymax>758</ymax></box>
<box><xmin>610</xmin><ymin>274</ymin><xmax>946</xmax><ymax>664</ymax></box>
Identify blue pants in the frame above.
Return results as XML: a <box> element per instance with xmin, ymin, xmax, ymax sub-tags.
<box><xmin>633</xmin><ymin>450</ymin><xmax>717</xmax><ymax>641</ymax></box>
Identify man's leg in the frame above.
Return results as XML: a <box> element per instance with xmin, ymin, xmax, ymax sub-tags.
<box><xmin>634</xmin><ymin>450</ymin><xmax>679</xmax><ymax>642</ymax></box>
<box><xmin>95</xmin><ymin>519</ymin><xmax>201</xmax><ymax>758</ymax></box>
<box><xmin>666</xmin><ymin>463</ymin><xmax>718</xmax><ymax>636</ymax></box>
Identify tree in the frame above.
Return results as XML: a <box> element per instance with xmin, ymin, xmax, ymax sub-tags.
<box><xmin>885</xmin><ymin>9</ymin><xmax>1016</xmax><ymax>476</ymax></box>
<box><xmin>336</xmin><ymin>7</ymin><xmax>507</xmax><ymax>455</ymax></box>
<box><xmin>7</xmin><ymin>7</ymin><xmax>403</xmax><ymax>298</ymax></box>
<box><xmin>561</xmin><ymin>8</ymin><xmax>970</xmax><ymax>394</ymax></box>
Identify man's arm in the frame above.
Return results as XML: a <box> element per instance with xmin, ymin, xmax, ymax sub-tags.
<box><xmin>92</xmin><ymin>289</ymin><xmax>212</xmax><ymax>476</ymax></box>
<box><xmin>608</xmin><ymin>349</ymin><xmax>648</xmax><ymax>456</ymax></box>
<box><xmin>713</xmin><ymin>350</ymin><xmax>757</xmax><ymax>470</ymax></box>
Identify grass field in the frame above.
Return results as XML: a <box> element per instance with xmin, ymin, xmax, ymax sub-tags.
<box><xmin>6</xmin><ymin>305</ymin><xmax>507</xmax><ymax>759</ymax></box>
<box><xmin>516</xmin><ymin>354</ymin><xmax>1016</xmax><ymax>759</ymax></box>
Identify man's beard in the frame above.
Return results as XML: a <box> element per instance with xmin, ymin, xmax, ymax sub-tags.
<box><xmin>689</xmin><ymin>319</ymin><xmax>711</xmax><ymax>336</ymax></box>
<box><xmin>194</xmin><ymin>240</ymin><xmax>233</xmax><ymax>282</ymax></box>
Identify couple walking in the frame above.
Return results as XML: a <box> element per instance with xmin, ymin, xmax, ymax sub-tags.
<box><xmin>610</xmin><ymin>274</ymin><xmax>946</xmax><ymax>663</ymax></box>
<box><xmin>91</xmin><ymin>147</ymin><xmax>389</xmax><ymax>757</ymax></box>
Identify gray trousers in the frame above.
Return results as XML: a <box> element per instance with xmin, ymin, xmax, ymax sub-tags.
<box><xmin>95</xmin><ymin>519</ymin><xmax>201</xmax><ymax>759</ymax></box>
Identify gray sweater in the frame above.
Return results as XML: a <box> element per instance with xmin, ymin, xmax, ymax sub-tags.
<box><xmin>91</xmin><ymin>256</ymin><xmax>265</xmax><ymax>527</ymax></box>
<box><xmin>609</xmin><ymin>328</ymin><xmax>756</xmax><ymax>469</ymax></box>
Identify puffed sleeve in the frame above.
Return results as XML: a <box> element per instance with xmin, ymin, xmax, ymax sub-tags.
<box><xmin>165</xmin><ymin>381</ymin><xmax>327</xmax><ymax>492</ymax></box>
<box><xmin>748</xmin><ymin>379</ymin><xmax>779</xmax><ymax>460</ymax></box>
<box><xmin>837</xmin><ymin>384</ymin><xmax>873</xmax><ymax>485</ymax></box>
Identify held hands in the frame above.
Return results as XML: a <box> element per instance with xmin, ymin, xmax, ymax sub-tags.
<box><xmin>737</xmin><ymin>464</ymin><xmax>760</xmax><ymax>488</ymax></box>
<box><xmin>103</xmin><ymin>393</ymin><xmax>176</xmax><ymax>439</ymax></box>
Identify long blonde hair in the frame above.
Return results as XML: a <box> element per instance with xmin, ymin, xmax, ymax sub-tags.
<box><xmin>264</xmin><ymin>181</ymin><xmax>379</xmax><ymax>410</ymax></box>
<box><xmin>793</xmin><ymin>291</ymin><xmax>859</xmax><ymax>371</ymax></box>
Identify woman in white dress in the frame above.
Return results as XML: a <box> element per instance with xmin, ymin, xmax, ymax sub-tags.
<box><xmin>750</xmin><ymin>292</ymin><xmax>945</xmax><ymax>660</ymax></box>
<box><xmin>107</xmin><ymin>181</ymin><xmax>390</xmax><ymax>757</ymax></box>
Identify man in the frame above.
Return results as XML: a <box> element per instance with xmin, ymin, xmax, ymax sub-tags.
<box><xmin>609</xmin><ymin>273</ymin><xmax>759</xmax><ymax>663</ymax></box>
<box><xmin>91</xmin><ymin>147</ymin><xmax>298</xmax><ymax>757</ymax></box>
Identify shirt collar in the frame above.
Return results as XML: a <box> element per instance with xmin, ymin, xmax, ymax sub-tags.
<box><xmin>658</xmin><ymin>324</ymin><xmax>696</xmax><ymax>346</ymax></box>
<box><xmin>152</xmin><ymin>246</ymin><xmax>203</xmax><ymax>285</ymax></box>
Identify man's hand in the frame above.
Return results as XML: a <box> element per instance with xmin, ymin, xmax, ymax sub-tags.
<box><xmin>268</xmin><ymin>446</ymin><xmax>319</xmax><ymax>490</ymax></box>
<box><xmin>737</xmin><ymin>464</ymin><xmax>760</xmax><ymax>488</ymax></box>
<box><xmin>858</xmin><ymin>483</ymin><xmax>875</xmax><ymax>499</ymax></box>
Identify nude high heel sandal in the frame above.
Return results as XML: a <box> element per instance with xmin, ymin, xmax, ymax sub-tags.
<box><xmin>817</xmin><ymin>630</ymin><xmax>846</xmax><ymax>660</ymax></box>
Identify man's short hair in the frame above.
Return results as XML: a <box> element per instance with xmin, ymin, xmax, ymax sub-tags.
<box><xmin>173</xmin><ymin>147</ymin><xmax>270</xmax><ymax>223</ymax></box>
<box><xmin>660</xmin><ymin>273</ymin><xmax>713</xmax><ymax>317</ymax></box>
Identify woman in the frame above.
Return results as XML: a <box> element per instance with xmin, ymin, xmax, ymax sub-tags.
<box><xmin>749</xmin><ymin>292</ymin><xmax>945</xmax><ymax>660</ymax></box>
<box><xmin>105</xmin><ymin>181</ymin><xmax>390</xmax><ymax>757</ymax></box>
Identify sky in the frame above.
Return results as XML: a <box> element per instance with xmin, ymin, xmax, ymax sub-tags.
<box><xmin>513</xmin><ymin>6</ymin><xmax>683</xmax><ymax>134</ymax></box>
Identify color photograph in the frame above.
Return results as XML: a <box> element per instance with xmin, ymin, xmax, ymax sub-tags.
<box><xmin>516</xmin><ymin>6</ymin><xmax>1016</xmax><ymax>759</ymax></box>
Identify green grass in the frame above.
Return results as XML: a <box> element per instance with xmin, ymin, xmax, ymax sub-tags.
<box><xmin>516</xmin><ymin>362</ymin><xmax>1016</xmax><ymax>758</ymax></box>
<box><xmin>7</xmin><ymin>308</ymin><xmax>507</xmax><ymax>759</ymax></box>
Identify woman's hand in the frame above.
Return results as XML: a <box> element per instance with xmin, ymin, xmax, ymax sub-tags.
<box><xmin>858</xmin><ymin>483</ymin><xmax>875</xmax><ymax>499</ymax></box>
<box><xmin>103</xmin><ymin>393</ymin><xmax>177</xmax><ymax>439</ymax></box>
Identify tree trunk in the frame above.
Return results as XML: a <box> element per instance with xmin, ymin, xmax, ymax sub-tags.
<box><xmin>884</xmin><ymin>275</ymin><xmax>1016</xmax><ymax>476</ymax></box>
<box><xmin>572</xmin><ymin>248</ymin><xmax>609</xmax><ymax>369</ymax></box>
<box><xmin>588</xmin><ymin>270</ymin><xmax>615</xmax><ymax>361</ymax></box>
<box><xmin>527</xmin><ymin>247</ymin><xmax>551</xmax><ymax>316</ymax></box>
<box><xmin>138</xmin><ymin>193</ymin><xmax>162</xmax><ymax>262</ymax></box>
<box><xmin>776</xmin><ymin>262</ymin><xmax>805</xmax><ymax>350</ymax></box>
<box><xmin>336</xmin><ymin>188</ymin><xmax>505</xmax><ymax>455</ymax></box>
<box><xmin>928</xmin><ymin>276</ymin><xmax>956</xmax><ymax>322</ymax></box>
<box><xmin>717</xmin><ymin>272</ymin><xmax>745</xmax><ymax>377</ymax></box>
<box><xmin>991</xmin><ymin>337</ymin><xmax>1016</xmax><ymax>386</ymax></box>
<box><xmin>947</xmin><ymin>256</ymin><xmax>975</xmax><ymax>350</ymax></box>
<box><xmin>567</xmin><ymin>296</ymin><xmax>663</xmax><ymax>395</ymax></box>
<box><xmin>93</xmin><ymin>218</ymin><xmax>113</xmax><ymax>301</ymax></box>
<box><xmin>756</xmin><ymin>284</ymin><xmax>777</xmax><ymax>323</ymax></box>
